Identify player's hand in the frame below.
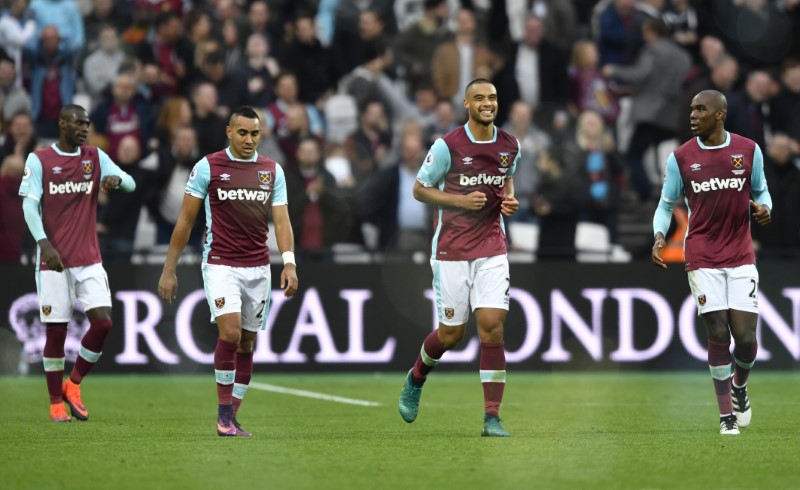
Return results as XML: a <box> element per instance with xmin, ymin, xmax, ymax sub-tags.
<box><xmin>38</xmin><ymin>239</ymin><xmax>64</xmax><ymax>272</ymax></box>
<box><xmin>101</xmin><ymin>175</ymin><xmax>122</xmax><ymax>191</ymax></box>
<box><xmin>158</xmin><ymin>270</ymin><xmax>178</xmax><ymax>304</ymax></box>
<box><xmin>651</xmin><ymin>233</ymin><xmax>667</xmax><ymax>269</ymax></box>
<box><xmin>500</xmin><ymin>195</ymin><xmax>519</xmax><ymax>216</ymax></box>
<box><xmin>281</xmin><ymin>264</ymin><xmax>298</xmax><ymax>297</ymax></box>
<box><xmin>750</xmin><ymin>200</ymin><xmax>771</xmax><ymax>226</ymax></box>
<box><xmin>461</xmin><ymin>191</ymin><xmax>487</xmax><ymax>211</ymax></box>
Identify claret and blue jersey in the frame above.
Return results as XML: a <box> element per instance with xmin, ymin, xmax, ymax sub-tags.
<box><xmin>185</xmin><ymin>148</ymin><xmax>287</xmax><ymax>267</ymax></box>
<box><xmin>654</xmin><ymin>131</ymin><xmax>773</xmax><ymax>271</ymax></box>
<box><xmin>417</xmin><ymin>123</ymin><xmax>520</xmax><ymax>261</ymax></box>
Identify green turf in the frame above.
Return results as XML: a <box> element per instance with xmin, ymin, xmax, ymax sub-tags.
<box><xmin>1</xmin><ymin>372</ymin><xmax>799</xmax><ymax>490</ymax></box>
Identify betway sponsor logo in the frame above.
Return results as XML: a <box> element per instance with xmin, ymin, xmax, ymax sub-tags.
<box><xmin>217</xmin><ymin>188</ymin><xmax>271</xmax><ymax>204</ymax></box>
<box><xmin>459</xmin><ymin>173</ymin><xmax>505</xmax><ymax>188</ymax></box>
<box><xmin>48</xmin><ymin>181</ymin><xmax>94</xmax><ymax>195</ymax></box>
<box><xmin>690</xmin><ymin>177</ymin><xmax>746</xmax><ymax>193</ymax></box>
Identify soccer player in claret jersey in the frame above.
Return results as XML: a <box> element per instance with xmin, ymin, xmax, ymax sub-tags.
<box><xmin>397</xmin><ymin>78</ymin><xmax>520</xmax><ymax>437</ymax></box>
<box><xmin>18</xmin><ymin>105</ymin><xmax>136</xmax><ymax>422</ymax></box>
<box><xmin>158</xmin><ymin>106</ymin><xmax>299</xmax><ymax>437</ymax></box>
<box><xmin>652</xmin><ymin>90</ymin><xmax>772</xmax><ymax>435</ymax></box>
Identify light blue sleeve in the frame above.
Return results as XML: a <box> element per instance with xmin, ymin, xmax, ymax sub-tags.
<box><xmin>653</xmin><ymin>153</ymin><xmax>683</xmax><ymax>237</ymax></box>
<box><xmin>98</xmin><ymin>149</ymin><xmax>135</xmax><ymax>192</ymax></box>
<box><xmin>750</xmin><ymin>144</ymin><xmax>773</xmax><ymax>209</ymax></box>
<box><xmin>18</xmin><ymin>153</ymin><xmax>43</xmax><ymax>201</ymax></box>
<box><xmin>416</xmin><ymin>138</ymin><xmax>451</xmax><ymax>187</ymax></box>
<box><xmin>272</xmin><ymin>163</ymin><xmax>288</xmax><ymax>206</ymax></box>
<box><xmin>22</xmin><ymin>197</ymin><xmax>46</xmax><ymax>241</ymax></box>
<box><xmin>508</xmin><ymin>138</ymin><xmax>520</xmax><ymax>177</ymax></box>
<box><xmin>306</xmin><ymin>105</ymin><xmax>324</xmax><ymax>136</ymax></box>
<box><xmin>185</xmin><ymin>158</ymin><xmax>211</xmax><ymax>199</ymax></box>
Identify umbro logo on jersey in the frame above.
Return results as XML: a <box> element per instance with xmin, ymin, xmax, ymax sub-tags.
<box><xmin>690</xmin><ymin>163</ymin><xmax>702</xmax><ymax>171</ymax></box>
<box><xmin>220</xmin><ymin>173</ymin><xmax>231</xmax><ymax>181</ymax></box>
<box><xmin>49</xmin><ymin>181</ymin><xmax>94</xmax><ymax>195</ymax></box>
<box><xmin>690</xmin><ymin>177</ymin><xmax>746</xmax><ymax>193</ymax></box>
<box><xmin>53</xmin><ymin>167</ymin><xmax>62</xmax><ymax>174</ymax></box>
<box><xmin>462</xmin><ymin>156</ymin><xmax>473</xmax><ymax>164</ymax></box>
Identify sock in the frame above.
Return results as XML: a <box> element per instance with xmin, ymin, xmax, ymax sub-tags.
<box><xmin>70</xmin><ymin>319</ymin><xmax>112</xmax><ymax>384</ymax></box>
<box><xmin>411</xmin><ymin>330</ymin><xmax>448</xmax><ymax>385</ymax></box>
<box><xmin>43</xmin><ymin>324</ymin><xmax>68</xmax><ymax>405</ymax></box>
<box><xmin>733</xmin><ymin>340</ymin><xmax>757</xmax><ymax>388</ymax></box>
<box><xmin>214</xmin><ymin>338</ymin><xmax>238</xmax><ymax>406</ymax></box>
<box><xmin>480</xmin><ymin>342</ymin><xmax>506</xmax><ymax>417</ymax></box>
<box><xmin>708</xmin><ymin>340</ymin><xmax>733</xmax><ymax>416</ymax></box>
<box><xmin>232</xmin><ymin>351</ymin><xmax>254</xmax><ymax>417</ymax></box>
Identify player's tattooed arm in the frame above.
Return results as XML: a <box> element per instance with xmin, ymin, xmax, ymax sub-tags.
<box><xmin>101</xmin><ymin>175</ymin><xmax>122</xmax><ymax>191</ymax></box>
<box><xmin>651</xmin><ymin>232</ymin><xmax>667</xmax><ymax>269</ymax></box>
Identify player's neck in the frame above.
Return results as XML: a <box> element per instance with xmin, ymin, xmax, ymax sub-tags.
<box><xmin>468</xmin><ymin>120</ymin><xmax>494</xmax><ymax>141</ymax></box>
<box><xmin>55</xmin><ymin>141</ymin><xmax>78</xmax><ymax>153</ymax></box>
<box><xmin>700</xmin><ymin>129</ymin><xmax>726</xmax><ymax>147</ymax></box>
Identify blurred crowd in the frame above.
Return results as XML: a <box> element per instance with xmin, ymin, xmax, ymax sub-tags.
<box><xmin>1</xmin><ymin>0</ymin><xmax>799</xmax><ymax>265</ymax></box>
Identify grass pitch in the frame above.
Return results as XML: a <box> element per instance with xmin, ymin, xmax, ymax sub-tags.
<box><xmin>1</xmin><ymin>372</ymin><xmax>798</xmax><ymax>490</ymax></box>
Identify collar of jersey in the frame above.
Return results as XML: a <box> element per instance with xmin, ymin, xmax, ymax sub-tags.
<box><xmin>51</xmin><ymin>143</ymin><xmax>81</xmax><ymax>156</ymax></box>
<box><xmin>226</xmin><ymin>147</ymin><xmax>259</xmax><ymax>162</ymax></box>
<box><xmin>696</xmin><ymin>131</ymin><xmax>731</xmax><ymax>150</ymax></box>
<box><xmin>464</xmin><ymin>123</ymin><xmax>497</xmax><ymax>144</ymax></box>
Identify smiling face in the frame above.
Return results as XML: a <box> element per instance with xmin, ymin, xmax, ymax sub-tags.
<box><xmin>464</xmin><ymin>82</ymin><xmax>498</xmax><ymax>127</ymax></box>
<box><xmin>689</xmin><ymin>92</ymin><xmax>724</xmax><ymax>139</ymax></box>
<box><xmin>226</xmin><ymin>115</ymin><xmax>261</xmax><ymax>159</ymax></box>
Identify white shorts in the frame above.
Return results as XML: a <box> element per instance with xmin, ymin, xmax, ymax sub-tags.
<box><xmin>687</xmin><ymin>264</ymin><xmax>760</xmax><ymax>315</ymax></box>
<box><xmin>202</xmin><ymin>263</ymin><xmax>271</xmax><ymax>332</ymax></box>
<box><xmin>431</xmin><ymin>254</ymin><xmax>510</xmax><ymax>326</ymax></box>
<box><xmin>36</xmin><ymin>263</ymin><xmax>111</xmax><ymax>322</ymax></box>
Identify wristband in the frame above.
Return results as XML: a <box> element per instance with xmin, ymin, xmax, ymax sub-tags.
<box><xmin>282</xmin><ymin>251</ymin><xmax>296</xmax><ymax>266</ymax></box>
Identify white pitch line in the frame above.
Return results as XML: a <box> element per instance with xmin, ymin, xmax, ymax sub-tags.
<box><xmin>248</xmin><ymin>381</ymin><xmax>382</xmax><ymax>407</ymax></box>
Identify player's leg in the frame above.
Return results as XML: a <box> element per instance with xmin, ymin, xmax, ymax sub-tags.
<box><xmin>63</xmin><ymin>265</ymin><xmax>115</xmax><ymax>421</ymax></box>
<box><xmin>689</xmin><ymin>268</ymin><xmax>738</xmax><ymax>434</ymax></box>
<box><xmin>472</xmin><ymin>255</ymin><xmax>510</xmax><ymax>437</ymax></box>
<box><xmin>399</xmin><ymin>259</ymin><xmax>469</xmax><ymax>423</ymax></box>
<box><xmin>37</xmin><ymin>269</ymin><xmax>73</xmax><ymax>422</ymax></box>
<box><xmin>204</xmin><ymin>264</ymin><xmax>244</xmax><ymax>436</ymax></box>
<box><xmin>727</xmin><ymin>264</ymin><xmax>760</xmax><ymax>427</ymax></box>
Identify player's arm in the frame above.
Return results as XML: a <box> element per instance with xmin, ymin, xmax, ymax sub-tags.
<box><xmin>501</xmin><ymin>141</ymin><xmax>521</xmax><ymax>217</ymax></box>
<box><xmin>271</xmin><ymin>164</ymin><xmax>298</xmax><ymax>297</ymax></box>
<box><xmin>158</xmin><ymin>160</ymin><xmax>209</xmax><ymax>303</ymax></box>
<box><xmin>98</xmin><ymin>148</ymin><xmax>136</xmax><ymax>192</ymax></box>
<box><xmin>413</xmin><ymin>138</ymin><xmax>487</xmax><ymax>210</ymax></box>
<box><xmin>19</xmin><ymin>154</ymin><xmax>64</xmax><ymax>271</ymax></box>
<box><xmin>652</xmin><ymin>153</ymin><xmax>683</xmax><ymax>269</ymax></box>
<box><xmin>749</xmin><ymin>144</ymin><xmax>772</xmax><ymax>226</ymax></box>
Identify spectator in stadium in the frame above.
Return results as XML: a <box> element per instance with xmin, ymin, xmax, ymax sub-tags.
<box><xmin>236</xmin><ymin>33</ymin><xmax>279</xmax><ymax>108</ymax></box>
<box><xmin>153</xmin><ymin>96</ymin><xmax>192</xmax><ymax>147</ymax></box>
<box><xmin>397</xmin><ymin>78</ymin><xmax>519</xmax><ymax>437</ymax></box>
<box><xmin>175</xmin><ymin>9</ymin><xmax>214</xmax><ymax>87</ymax></box>
<box><xmin>90</xmin><ymin>73</ymin><xmax>154</xmax><ymax>162</ymax></box>
<box><xmin>594</xmin><ymin>0</ymin><xmax>638</xmax><ymax>67</ymax></box>
<box><xmin>0</xmin><ymin>0</ymin><xmax>36</xmax><ymax>85</ymax></box>
<box><xmin>83</xmin><ymin>0</ymin><xmax>131</xmax><ymax>52</ymax></box>
<box><xmin>432</xmin><ymin>8</ymin><xmax>502</xmax><ymax>108</ymax></box>
<box><xmin>190</xmin><ymin>82</ymin><xmax>228</xmax><ymax>156</ymax></box>
<box><xmin>19</xmin><ymin>104</ymin><xmax>136</xmax><ymax>422</ymax></box>
<box><xmin>767</xmin><ymin>60</ymin><xmax>800</xmax><ymax>141</ymax></box>
<box><xmin>493</xmin><ymin>14</ymin><xmax>569</xmax><ymax>130</ymax></box>
<box><xmin>150</xmin><ymin>125</ymin><xmax>204</xmax><ymax>249</ymax></box>
<box><xmin>393</xmin><ymin>0</ymin><xmax>451</xmax><ymax>94</ymax></box>
<box><xmin>0</xmin><ymin>59</ymin><xmax>31</xmax><ymax>124</ymax></box>
<box><xmin>568</xmin><ymin>39</ymin><xmax>620</xmax><ymax>127</ymax></box>
<box><xmin>603</xmin><ymin>17</ymin><xmax>691</xmax><ymax>202</ymax></box>
<box><xmin>98</xmin><ymin>135</ymin><xmax>151</xmax><ymax>263</ymax></box>
<box><xmin>265</xmin><ymin>72</ymin><xmax>325</xmax><ymax>144</ymax></box>
<box><xmin>29</xmin><ymin>0</ymin><xmax>84</xmax><ymax>54</ymax></box>
<box><xmin>332</xmin><ymin>8</ymin><xmax>390</xmax><ymax>81</ymax></box>
<box><xmin>81</xmin><ymin>25</ymin><xmax>125</xmax><ymax>100</ymax></box>
<box><xmin>134</xmin><ymin>11</ymin><xmax>184</xmax><ymax>97</ymax></box>
<box><xmin>652</xmin><ymin>89</ymin><xmax>772</xmax><ymax>435</ymax></box>
<box><xmin>220</xmin><ymin>18</ymin><xmax>244</xmax><ymax>73</ymax></box>
<box><xmin>346</xmin><ymin>100</ymin><xmax>392</xmax><ymax>185</ymax></box>
<box><xmin>285</xmin><ymin>137</ymin><xmax>352</xmax><ymax>261</ymax></box>
<box><xmin>423</xmin><ymin>97</ymin><xmax>458</xmax><ymax>148</ymax></box>
<box><xmin>158</xmin><ymin>106</ymin><xmax>298</xmax><ymax>437</ymax></box>
<box><xmin>0</xmin><ymin>149</ymin><xmax>26</xmax><ymax>263</ymax></box>
<box><xmin>279</xmin><ymin>13</ymin><xmax>336</xmax><ymax>105</ymax></box>
<box><xmin>751</xmin><ymin>133</ymin><xmax>800</xmax><ymax>257</ymax></box>
<box><xmin>501</xmin><ymin>100</ymin><xmax>550</xmax><ymax>225</ymax></box>
<box><xmin>197</xmin><ymin>50</ymin><xmax>247</xmax><ymax>121</ymax></box>
<box><xmin>25</xmin><ymin>26</ymin><xmax>75</xmax><ymax>139</ymax></box>
<box><xmin>676</xmin><ymin>54</ymin><xmax>740</xmax><ymax>143</ymax></box>
<box><xmin>725</xmin><ymin>70</ymin><xmax>775</xmax><ymax>150</ymax></box>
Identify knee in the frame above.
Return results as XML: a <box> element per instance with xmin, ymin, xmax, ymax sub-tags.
<box><xmin>479</xmin><ymin>320</ymin><xmax>504</xmax><ymax>344</ymax></box>
<box><xmin>735</xmin><ymin>333</ymin><xmax>757</xmax><ymax>350</ymax></box>
<box><xmin>438</xmin><ymin>328</ymin><xmax>465</xmax><ymax>349</ymax></box>
<box><xmin>239</xmin><ymin>339</ymin><xmax>255</xmax><ymax>353</ymax></box>
<box><xmin>219</xmin><ymin>326</ymin><xmax>241</xmax><ymax>344</ymax></box>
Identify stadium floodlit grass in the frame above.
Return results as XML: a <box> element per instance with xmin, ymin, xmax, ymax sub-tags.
<box><xmin>2</xmin><ymin>372</ymin><xmax>799</xmax><ymax>490</ymax></box>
